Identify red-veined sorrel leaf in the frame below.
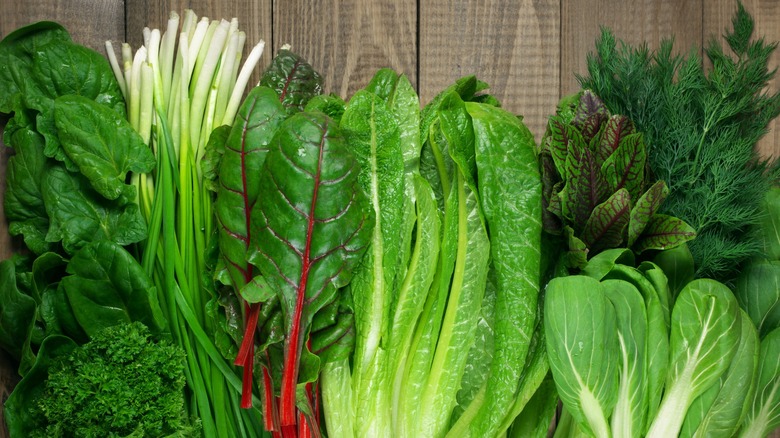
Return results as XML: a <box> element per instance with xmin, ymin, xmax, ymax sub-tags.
<box><xmin>580</xmin><ymin>188</ymin><xmax>631</xmax><ymax>252</ymax></box>
<box><xmin>565</xmin><ymin>141</ymin><xmax>609</xmax><ymax>231</ymax></box>
<box><xmin>627</xmin><ymin>180</ymin><xmax>669</xmax><ymax>246</ymax></box>
<box><xmin>578</xmin><ymin>113</ymin><xmax>607</xmax><ymax>144</ymax></box>
<box><xmin>259</xmin><ymin>50</ymin><xmax>323</xmax><ymax>116</ymax></box>
<box><xmin>601</xmin><ymin>132</ymin><xmax>647</xmax><ymax>199</ymax></box>
<box><xmin>547</xmin><ymin>116</ymin><xmax>585</xmax><ymax>179</ymax></box>
<box><xmin>541</xmin><ymin>151</ymin><xmax>562</xmax><ymax>234</ymax></box>
<box><xmin>247</xmin><ymin>111</ymin><xmax>373</xmax><ymax>432</ymax></box>
<box><xmin>571</xmin><ymin>89</ymin><xmax>607</xmax><ymax>128</ymax></box>
<box><xmin>633</xmin><ymin>214</ymin><xmax>697</xmax><ymax>254</ymax></box>
<box><xmin>597</xmin><ymin>115</ymin><xmax>635</xmax><ymax>163</ymax></box>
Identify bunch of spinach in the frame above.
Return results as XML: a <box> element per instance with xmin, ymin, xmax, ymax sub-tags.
<box><xmin>545</xmin><ymin>249</ymin><xmax>761</xmax><ymax>438</ymax></box>
<box><xmin>0</xmin><ymin>21</ymin><xmax>186</xmax><ymax>436</ymax></box>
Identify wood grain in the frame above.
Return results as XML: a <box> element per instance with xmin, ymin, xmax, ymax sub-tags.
<box><xmin>273</xmin><ymin>0</ymin><xmax>418</xmax><ymax>100</ymax></box>
<box><xmin>124</xmin><ymin>0</ymin><xmax>273</xmax><ymax>88</ymax></box>
<box><xmin>419</xmin><ymin>0</ymin><xmax>560</xmax><ymax>145</ymax></box>
<box><xmin>703</xmin><ymin>0</ymin><xmax>780</xmax><ymax>159</ymax></box>
<box><xmin>561</xmin><ymin>0</ymin><xmax>704</xmax><ymax>96</ymax></box>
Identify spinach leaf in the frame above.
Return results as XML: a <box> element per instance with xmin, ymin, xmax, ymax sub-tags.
<box><xmin>60</xmin><ymin>241</ymin><xmax>167</xmax><ymax>338</ymax></box>
<box><xmin>3</xmin><ymin>127</ymin><xmax>51</xmax><ymax>254</ymax></box>
<box><xmin>0</xmin><ymin>260</ymin><xmax>38</xmax><ymax>367</ymax></box>
<box><xmin>53</xmin><ymin>95</ymin><xmax>154</xmax><ymax>201</ymax></box>
<box><xmin>42</xmin><ymin>166</ymin><xmax>147</xmax><ymax>254</ymax></box>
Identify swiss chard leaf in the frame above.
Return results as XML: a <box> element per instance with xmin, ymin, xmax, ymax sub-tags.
<box><xmin>60</xmin><ymin>241</ymin><xmax>167</xmax><ymax>338</ymax></box>
<box><xmin>54</xmin><ymin>95</ymin><xmax>154</xmax><ymax>201</ymax></box>
<box><xmin>258</xmin><ymin>49</ymin><xmax>323</xmax><ymax>116</ymax></box>
<box><xmin>3</xmin><ymin>127</ymin><xmax>51</xmax><ymax>254</ymax></box>
<box><xmin>247</xmin><ymin>111</ymin><xmax>373</xmax><ymax>430</ymax></box>
<box><xmin>215</xmin><ymin>86</ymin><xmax>287</xmax><ymax>291</ymax></box>
<box><xmin>42</xmin><ymin>166</ymin><xmax>147</xmax><ymax>254</ymax></box>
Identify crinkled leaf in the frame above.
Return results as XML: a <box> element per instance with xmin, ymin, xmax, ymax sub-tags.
<box><xmin>628</xmin><ymin>180</ymin><xmax>668</xmax><ymax>246</ymax></box>
<box><xmin>544</xmin><ymin>275</ymin><xmax>618</xmax><ymax>438</ymax></box>
<box><xmin>258</xmin><ymin>49</ymin><xmax>323</xmax><ymax>115</ymax></box>
<box><xmin>54</xmin><ymin>95</ymin><xmax>154</xmax><ymax>201</ymax></box>
<box><xmin>580</xmin><ymin>188</ymin><xmax>631</xmax><ymax>252</ymax></box>
<box><xmin>215</xmin><ymin>86</ymin><xmax>287</xmax><ymax>290</ymax></box>
<box><xmin>60</xmin><ymin>241</ymin><xmax>167</xmax><ymax>338</ymax></box>
<box><xmin>466</xmin><ymin>101</ymin><xmax>542</xmax><ymax>436</ymax></box>
<box><xmin>601</xmin><ymin>132</ymin><xmax>646</xmax><ymax>199</ymax></box>
<box><xmin>3</xmin><ymin>127</ymin><xmax>51</xmax><ymax>254</ymax></box>
<box><xmin>597</xmin><ymin>115</ymin><xmax>635</xmax><ymax>163</ymax></box>
<box><xmin>633</xmin><ymin>213</ymin><xmax>697</xmax><ymax>254</ymax></box>
<box><xmin>304</xmin><ymin>94</ymin><xmax>346</xmax><ymax>123</ymax></box>
<box><xmin>42</xmin><ymin>166</ymin><xmax>147</xmax><ymax>254</ymax></box>
<box><xmin>566</xmin><ymin>139</ymin><xmax>609</xmax><ymax>229</ymax></box>
<box><xmin>247</xmin><ymin>111</ymin><xmax>373</xmax><ymax>425</ymax></box>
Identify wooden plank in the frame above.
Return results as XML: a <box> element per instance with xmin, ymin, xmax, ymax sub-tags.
<box><xmin>419</xmin><ymin>0</ymin><xmax>560</xmax><ymax>145</ymax></box>
<box><xmin>124</xmin><ymin>0</ymin><xmax>273</xmax><ymax>87</ymax></box>
<box><xmin>273</xmin><ymin>0</ymin><xmax>418</xmax><ymax>101</ymax></box>
<box><xmin>704</xmin><ymin>0</ymin><xmax>780</xmax><ymax>159</ymax></box>
<box><xmin>561</xmin><ymin>0</ymin><xmax>703</xmax><ymax>96</ymax></box>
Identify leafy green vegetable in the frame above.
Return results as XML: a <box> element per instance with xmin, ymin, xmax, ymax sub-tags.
<box><xmin>579</xmin><ymin>2</ymin><xmax>780</xmax><ymax>282</ymax></box>
<box><xmin>258</xmin><ymin>49</ymin><xmax>324</xmax><ymax>116</ymax></box>
<box><xmin>247</xmin><ymin>110</ymin><xmax>373</xmax><ymax>434</ymax></box>
<box><xmin>23</xmin><ymin>323</ymin><xmax>194</xmax><ymax>437</ymax></box>
<box><xmin>545</xmin><ymin>275</ymin><xmax>619</xmax><ymax>438</ymax></box>
<box><xmin>739</xmin><ymin>327</ymin><xmax>780</xmax><ymax>437</ymax></box>
<box><xmin>540</xmin><ymin>90</ymin><xmax>695</xmax><ymax>267</ymax></box>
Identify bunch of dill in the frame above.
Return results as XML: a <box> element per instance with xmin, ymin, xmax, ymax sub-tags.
<box><xmin>578</xmin><ymin>2</ymin><xmax>780</xmax><ymax>284</ymax></box>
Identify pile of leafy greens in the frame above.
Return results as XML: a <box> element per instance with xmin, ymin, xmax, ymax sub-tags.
<box><xmin>0</xmin><ymin>22</ymin><xmax>192</xmax><ymax>435</ymax></box>
<box><xmin>578</xmin><ymin>1</ymin><xmax>780</xmax><ymax>284</ymax></box>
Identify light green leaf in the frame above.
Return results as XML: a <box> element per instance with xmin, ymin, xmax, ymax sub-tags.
<box><xmin>738</xmin><ymin>327</ymin><xmax>780</xmax><ymax>438</ymax></box>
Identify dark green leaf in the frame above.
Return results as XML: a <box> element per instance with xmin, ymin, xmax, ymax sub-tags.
<box><xmin>633</xmin><ymin>213</ymin><xmax>697</xmax><ymax>254</ymax></box>
<box><xmin>596</xmin><ymin>115</ymin><xmax>634</xmax><ymax>163</ymax></box>
<box><xmin>0</xmin><ymin>260</ymin><xmax>37</xmax><ymax>364</ymax></box>
<box><xmin>628</xmin><ymin>180</ymin><xmax>668</xmax><ymax>246</ymax></box>
<box><xmin>258</xmin><ymin>49</ymin><xmax>323</xmax><ymax>115</ymax></box>
<box><xmin>215</xmin><ymin>86</ymin><xmax>287</xmax><ymax>291</ymax></box>
<box><xmin>304</xmin><ymin>94</ymin><xmax>346</xmax><ymax>123</ymax></box>
<box><xmin>3</xmin><ymin>127</ymin><xmax>51</xmax><ymax>254</ymax></box>
<box><xmin>42</xmin><ymin>166</ymin><xmax>147</xmax><ymax>254</ymax></box>
<box><xmin>54</xmin><ymin>95</ymin><xmax>154</xmax><ymax>201</ymax></box>
<box><xmin>60</xmin><ymin>241</ymin><xmax>167</xmax><ymax>337</ymax></box>
<box><xmin>601</xmin><ymin>132</ymin><xmax>646</xmax><ymax>199</ymax></box>
<box><xmin>202</xmin><ymin>124</ymin><xmax>231</xmax><ymax>192</ymax></box>
<box><xmin>580</xmin><ymin>188</ymin><xmax>631</xmax><ymax>252</ymax></box>
<box><xmin>734</xmin><ymin>259</ymin><xmax>780</xmax><ymax>338</ymax></box>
